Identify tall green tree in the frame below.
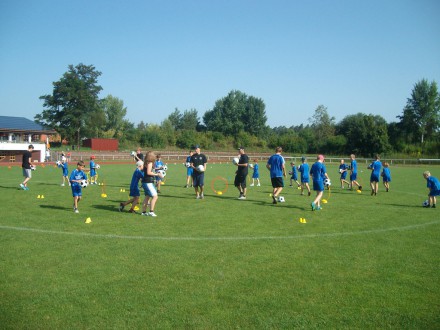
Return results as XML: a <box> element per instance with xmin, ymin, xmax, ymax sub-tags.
<box><xmin>36</xmin><ymin>63</ymin><xmax>103</xmax><ymax>146</ymax></box>
<box><xmin>101</xmin><ymin>95</ymin><xmax>128</xmax><ymax>138</ymax></box>
<box><xmin>398</xmin><ymin>79</ymin><xmax>440</xmax><ymax>144</ymax></box>
<box><xmin>203</xmin><ymin>90</ymin><xmax>267</xmax><ymax>137</ymax></box>
<box><xmin>308</xmin><ymin>105</ymin><xmax>336</xmax><ymax>152</ymax></box>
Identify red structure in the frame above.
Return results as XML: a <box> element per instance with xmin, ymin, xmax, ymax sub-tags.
<box><xmin>83</xmin><ymin>138</ymin><xmax>118</xmax><ymax>151</ymax></box>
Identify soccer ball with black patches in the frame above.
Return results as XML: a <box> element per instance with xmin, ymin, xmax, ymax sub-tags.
<box><xmin>80</xmin><ymin>179</ymin><xmax>88</xmax><ymax>188</ymax></box>
<box><xmin>324</xmin><ymin>178</ymin><xmax>331</xmax><ymax>187</ymax></box>
<box><xmin>423</xmin><ymin>200</ymin><xmax>430</xmax><ymax>207</ymax></box>
<box><xmin>278</xmin><ymin>196</ymin><xmax>285</xmax><ymax>203</ymax></box>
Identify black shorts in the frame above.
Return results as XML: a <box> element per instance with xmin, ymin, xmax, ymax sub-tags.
<box><xmin>271</xmin><ymin>177</ymin><xmax>284</xmax><ymax>188</ymax></box>
<box><xmin>234</xmin><ymin>174</ymin><xmax>247</xmax><ymax>188</ymax></box>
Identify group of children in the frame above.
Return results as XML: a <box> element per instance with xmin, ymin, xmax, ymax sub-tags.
<box><xmin>42</xmin><ymin>149</ymin><xmax>440</xmax><ymax>214</ymax></box>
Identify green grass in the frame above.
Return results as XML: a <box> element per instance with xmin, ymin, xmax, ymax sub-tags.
<box><xmin>1</xmin><ymin>162</ymin><xmax>439</xmax><ymax>329</ymax></box>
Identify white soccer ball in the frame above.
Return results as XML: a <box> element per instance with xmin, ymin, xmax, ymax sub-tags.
<box><xmin>56</xmin><ymin>160</ymin><xmax>61</xmax><ymax>166</ymax></box>
<box><xmin>423</xmin><ymin>200</ymin><xmax>429</xmax><ymax>207</ymax></box>
<box><xmin>232</xmin><ymin>157</ymin><xmax>239</xmax><ymax>165</ymax></box>
<box><xmin>130</xmin><ymin>151</ymin><xmax>136</xmax><ymax>156</ymax></box>
<box><xmin>185</xmin><ymin>162</ymin><xmax>191</xmax><ymax>168</ymax></box>
<box><xmin>30</xmin><ymin>165</ymin><xmax>36</xmax><ymax>171</ymax></box>
<box><xmin>95</xmin><ymin>164</ymin><xmax>100</xmax><ymax>169</ymax></box>
<box><xmin>278</xmin><ymin>196</ymin><xmax>285</xmax><ymax>203</ymax></box>
<box><xmin>157</xmin><ymin>170</ymin><xmax>166</xmax><ymax>178</ymax></box>
<box><xmin>80</xmin><ymin>179</ymin><xmax>88</xmax><ymax>188</ymax></box>
<box><xmin>162</xmin><ymin>165</ymin><xmax>168</xmax><ymax>171</ymax></box>
<box><xmin>339</xmin><ymin>169</ymin><xmax>343</xmax><ymax>174</ymax></box>
<box><xmin>324</xmin><ymin>178</ymin><xmax>331</xmax><ymax>186</ymax></box>
<box><xmin>197</xmin><ymin>165</ymin><xmax>205</xmax><ymax>172</ymax></box>
<box><xmin>288</xmin><ymin>171</ymin><xmax>293</xmax><ymax>175</ymax></box>
<box><xmin>249</xmin><ymin>163</ymin><xmax>254</xmax><ymax>169</ymax></box>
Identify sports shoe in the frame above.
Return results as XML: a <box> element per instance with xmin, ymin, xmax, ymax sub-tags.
<box><xmin>19</xmin><ymin>183</ymin><xmax>25</xmax><ymax>190</ymax></box>
<box><xmin>238</xmin><ymin>195</ymin><xmax>246</xmax><ymax>200</ymax></box>
<box><xmin>200</xmin><ymin>193</ymin><xmax>204</xmax><ymax>199</ymax></box>
<box><xmin>316</xmin><ymin>206</ymin><xmax>322</xmax><ymax>211</ymax></box>
<box><xmin>196</xmin><ymin>195</ymin><xmax>200</xmax><ymax>199</ymax></box>
<box><xmin>432</xmin><ymin>204</ymin><xmax>436</xmax><ymax>208</ymax></box>
<box><xmin>74</xmin><ymin>208</ymin><xmax>79</xmax><ymax>213</ymax></box>
<box><xmin>141</xmin><ymin>212</ymin><xmax>149</xmax><ymax>216</ymax></box>
<box><xmin>24</xmin><ymin>186</ymin><xmax>29</xmax><ymax>191</ymax></box>
<box><xmin>61</xmin><ymin>183</ymin><xmax>65</xmax><ymax>186</ymax></box>
<box><xmin>128</xmin><ymin>209</ymin><xmax>137</xmax><ymax>214</ymax></box>
<box><xmin>308</xmin><ymin>191</ymin><xmax>311</xmax><ymax>196</ymax></box>
<box><xmin>250</xmin><ymin>184</ymin><xmax>254</xmax><ymax>187</ymax></box>
<box><xmin>311</xmin><ymin>202</ymin><xmax>316</xmax><ymax>211</ymax></box>
<box><xmin>148</xmin><ymin>212</ymin><xmax>157</xmax><ymax>217</ymax></box>
<box><xmin>119</xmin><ymin>203</ymin><xmax>124</xmax><ymax>212</ymax></box>
<box><xmin>257</xmin><ymin>184</ymin><xmax>260</xmax><ymax>186</ymax></box>
<box><xmin>272</xmin><ymin>196</ymin><xmax>277</xmax><ymax>204</ymax></box>
<box><xmin>359</xmin><ymin>186</ymin><xmax>363</xmax><ymax>191</ymax></box>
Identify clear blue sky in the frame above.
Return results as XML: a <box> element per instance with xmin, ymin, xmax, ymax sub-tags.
<box><xmin>1</xmin><ymin>0</ymin><xmax>439</xmax><ymax>128</ymax></box>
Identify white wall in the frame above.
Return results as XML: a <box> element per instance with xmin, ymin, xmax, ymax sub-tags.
<box><xmin>0</xmin><ymin>142</ymin><xmax>46</xmax><ymax>163</ymax></box>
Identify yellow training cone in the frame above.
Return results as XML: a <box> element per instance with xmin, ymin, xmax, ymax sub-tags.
<box><xmin>101</xmin><ymin>193</ymin><xmax>107</xmax><ymax>198</ymax></box>
<box><xmin>41</xmin><ymin>195</ymin><xmax>45</xmax><ymax>199</ymax></box>
<box><xmin>37</xmin><ymin>195</ymin><xmax>41</xmax><ymax>199</ymax></box>
<box><xmin>322</xmin><ymin>199</ymin><xmax>328</xmax><ymax>204</ymax></box>
<box><xmin>217</xmin><ymin>191</ymin><xmax>223</xmax><ymax>195</ymax></box>
<box><xmin>85</xmin><ymin>217</ymin><xmax>92</xmax><ymax>224</ymax></box>
<box><xmin>356</xmin><ymin>190</ymin><xmax>362</xmax><ymax>193</ymax></box>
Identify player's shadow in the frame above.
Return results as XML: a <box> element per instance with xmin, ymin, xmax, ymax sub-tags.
<box><xmin>91</xmin><ymin>204</ymin><xmax>119</xmax><ymax>212</ymax></box>
<box><xmin>0</xmin><ymin>185</ymin><xmax>23</xmax><ymax>190</ymax></box>
<box><xmin>39</xmin><ymin>205</ymin><xmax>71</xmax><ymax>211</ymax></box>
<box><xmin>381</xmin><ymin>203</ymin><xmax>423</xmax><ymax>209</ymax></box>
<box><xmin>38</xmin><ymin>182</ymin><xmax>61</xmax><ymax>186</ymax></box>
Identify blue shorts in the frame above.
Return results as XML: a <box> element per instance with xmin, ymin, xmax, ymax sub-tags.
<box><xmin>71</xmin><ymin>185</ymin><xmax>82</xmax><ymax>197</ymax></box>
<box><xmin>142</xmin><ymin>182</ymin><xmax>157</xmax><ymax>197</ymax></box>
<box><xmin>187</xmin><ymin>167</ymin><xmax>193</xmax><ymax>176</ymax></box>
<box><xmin>62</xmin><ymin>168</ymin><xmax>68</xmax><ymax>176</ymax></box>
<box><xmin>313</xmin><ymin>181</ymin><xmax>324</xmax><ymax>192</ymax></box>
<box><xmin>129</xmin><ymin>187</ymin><xmax>141</xmax><ymax>197</ymax></box>
<box><xmin>301</xmin><ymin>177</ymin><xmax>309</xmax><ymax>183</ymax></box>
<box><xmin>192</xmin><ymin>173</ymin><xmax>205</xmax><ymax>187</ymax></box>
<box><xmin>370</xmin><ymin>173</ymin><xmax>380</xmax><ymax>182</ymax></box>
<box><xmin>350</xmin><ymin>173</ymin><xmax>357</xmax><ymax>181</ymax></box>
<box><xmin>90</xmin><ymin>169</ymin><xmax>96</xmax><ymax>177</ymax></box>
<box><xmin>382</xmin><ymin>175</ymin><xmax>391</xmax><ymax>182</ymax></box>
<box><xmin>341</xmin><ymin>172</ymin><xmax>347</xmax><ymax>180</ymax></box>
<box><xmin>429</xmin><ymin>189</ymin><xmax>440</xmax><ymax>197</ymax></box>
<box><xmin>291</xmin><ymin>174</ymin><xmax>298</xmax><ymax>181</ymax></box>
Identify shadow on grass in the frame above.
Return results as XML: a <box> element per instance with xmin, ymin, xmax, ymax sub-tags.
<box><xmin>0</xmin><ymin>185</ymin><xmax>24</xmax><ymax>190</ymax></box>
<box><xmin>39</xmin><ymin>205</ymin><xmax>71</xmax><ymax>211</ymax></box>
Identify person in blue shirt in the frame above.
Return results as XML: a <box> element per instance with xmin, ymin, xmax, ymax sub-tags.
<box><xmin>69</xmin><ymin>160</ymin><xmax>88</xmax><ymax>213</ymax></box>
<box><xmin>250</xmin><ymin>159</ymin><xmax>260</xmax><ymax>187</ymax></box>
<box><xmin>89</xmin><ymin>156</ymin><xmax>98</xmax><ymax>185</ymax></box>
<box><xmin>423</xmin><ymin>171</ymin><xmax>440</xmax><ymax>208</ymax></box>
<box><xmin>382</xmin><ymin>162</ymin><xmax>391</xmax><ymax>192</ymax></box>
<box><xmin>184</xmin><ymin>150</ymin><xmax>194</xmax><ymax>188</ymax></box>
<box><xmin>349</xmin><ymin>154</ymin><xmax>363</xmax><ymax>191</ymax></box>
<box><xmin>339</xmin><ymin>159</ymin><xmax>350</xmax><ymax>189</ymax></box>
<box><xmin>119</xmin><ymin>161</ymin><xmax>145</xmax><ymax>213</ymax></box>
<box><xmin>58</xmin><ymin>158</ymin><xmax>69</xmax><ymax>186</ymax></box>
<box><xmin>266</xmin><ymin>146</ymin><xmax>286</xmax><ymax>204</ymax></box>
<box><xmin>289</xmin><ymin>161</ymin><xmax>300</xmax><ymax>188</ymax></box>
<box><xmin>310</xmin><ymin>154</ymin><xmax>329</xmax><ymax>211</ymax></box>
<box><xmin>368</xmin><ymin>154</ymin><xmax>382</xmax><ymax>196</ymax></box>
<box><xmin>154</xmin><ymin>154</ymin><xmax>165</xmax><ymax>193</ymax></box>
<box><xmin>298</xmin><ymin>156</ymin><xmax>311</xmax><ymax>196</ymax></box>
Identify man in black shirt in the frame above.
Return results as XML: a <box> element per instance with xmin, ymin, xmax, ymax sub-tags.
<box><xmin>190</xmin><ymin>145</ymin><xmax>207</xmax><ymax>199</ymax></box>
<box><xmin>234</xmin><ymin>147</ymin><xmax>249</xmax><ymax>199</ymax></box>
<box><xmin>20</xmin><ymin>144</ymin><xmax>34</xmax><ymax>190</ymax></box>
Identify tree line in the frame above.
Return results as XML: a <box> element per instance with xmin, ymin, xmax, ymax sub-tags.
<box><xmin>35</xmin><ymin>63</ymin><xmax>440</xmax><ymax>157</ymax></box>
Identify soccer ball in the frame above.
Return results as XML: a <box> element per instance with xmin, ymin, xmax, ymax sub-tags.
<box><xmin>197</xmin><ymin>165</ymin><xmax>205</xmax><ymax>172</ymax></box>
<box><xmin>324</xmin><ymin>178</ymin><xmax>331</xmax><ymax>186</ymax></box>
<box><xmin>423</xmin><ymin>200</ymin><xmax>429</xmax><ymax>207</ymax></box>
<box><xmin>185</xmin><ymin>162</ymin><xmax>191</xmax><ymax>168</ymax></box>
<box><xmin>95</xmin><ymin>164</ymin><xmax>100</xmax><ymax>169</ymax></box>
<box><xmin>56</xmin><ymin>160</ymin><xmax>61</xmax><ymax>166</ymax></box>
<box><xmin>162</xmin><ymin>165</ymin><xmax>168</xmax><ymax>171</ymax></box>
<box><xmin>130</xmin><ymin>151</ymin><xmax>136</xmax><ymax>156</ymax></box>
<box><xmin>232</xmin><ymin>157</ymin><xmax>239</xmax><ymax>165</ymax></box>
<box><xmin>339</xmin><ymin>169</ymin><xmax>343</xmax><ymax>173</ymax></box>
<box><xmin>80</xmin><ymin>179</ymin><xmax>88</xmax><ymax>188</ymax></box>
<box><xmin>249</xmin><ymin>164</ymin><xmax>254</xmax><ymax>169</ymax></box>
<box><xmin>278</xmin><ymin>196</ymin><xmax>285</xmax><ymax>203</ymax></box>
<box><xmin>157</xmin><ymin>170</ymin><xmax>166</xmax><ymax>178</ymax></box>
<box><xmin>30</xmin><ymin>165</ymin><xmax>36</xmax><ymax>171</ymax></box>
<box><xmin>288</xmin><ymin>171</ymin><xmax>293</xmax><ymax>175</ymax></box>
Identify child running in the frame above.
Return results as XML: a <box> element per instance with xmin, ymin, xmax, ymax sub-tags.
<box><xmin>310</xmin><ymin>154</ymin><xmax>329</xmax><ymax>211</ymax></box>
<box><xmin>382</xmin><ymin>162</ymin><xmax>391</xmax><ymax>192</ymax></box>
<box><xmin>58</xmin><ymin>158</ymin><xmax>69</xmax><ymax>186</ymax></box>
<box><xmin>69</xmin><ymin>160</ymin><xmax>87</xmax><ymax>213</ymax></box>
<box><xmin>289</xmin><ymin>161</ymin><xmax>300</xmax><ymax>188</ymax></box>
<box><xmin>119</xmin><ymin>161</ymin><xmax>145</xmax><ymax>213</ymax></box>
<box><xmin>250</xmin><ymin>159</ymin><xmax>260</xmax><ymax>187</ymax></box>
<box><xmin>422</xmin><ymin>171</ymin><xmax>440</xmax><ymax>208</ymax></box>
<box><xmin>154</xmin><ymin>154</ymin><xmax>165</xmax><ymax>193</ymax></box>
<box><xmin>339</xmin><ymin>159</ymin><xmax>350</xmax><ymax>189</ymax></box>
<box><xmin>141</xmin><ymin>151</ymin><xmax>164</xmax><ymax>217</ymax></box>
<box><xmin>368</xmin><ymin>154</ymin><xmax>382</xmax><ymax>196</ymax></box>
<box><xmin>298</xmin><ymin>156</ymin><xmax>311</xmax><ymax>196</ymax></box>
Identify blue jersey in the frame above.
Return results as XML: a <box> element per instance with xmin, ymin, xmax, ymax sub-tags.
<box><xmin>339</xmin><ymin>163</ymin><xmax>348</xmax><ymax>179</ymax></box>
<box><xmin>252</xmin><ymin>163</ymin><xmax>259</xmax><ymax>179</ymax></box>
<box><xmin>154</xmin><ymin>160</ymin><xmax>164</xmax><ymax>170</ymax></box>
<box><xmin>298</xmin><ymin>163</ymin><xmax>310</xmax><ymax>182</ymax></box>
<box><xmin>427</xmin><ymin>176</ymin><xmax>440</xmax><ymax>191</ymax></box>
<box><xmin>382</xmin><ymin>167</ymin><xmax>391</xmax><ymax>182</ymax></box>
<box><xmin>351</xmin><ymin>159</ymin><xmax>358</xmax><ymax>174</ymax></box>
<box><xmin>129</xmin><ymin>168</ymin><xmax>144</xmax><ymax>196</ymax></box>
<box><xmin>267</xmin><ymin>154</ymin><xmax>285</xmax><ymax>178</ymax></box>
<box><xmin>69</xmin><ymin>169</ymin><xmax>87</xmax><ymax>188</ymax></box>
<box><xmin>90</xmin><ymin>160</ymin><xmax>96</xmax><ymax>176</ymax></box>
<box><xmin>310</xmin><ymin>162</ymin><xmax>326</xmax><ymax>182</ymax></box>
<box><xmin>290</xmin><ymin>166</ymin><xmax>298</xmax><ymax>180</ymax></box>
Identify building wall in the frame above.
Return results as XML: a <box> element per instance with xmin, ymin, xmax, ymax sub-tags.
<box><xmin>0</xmin><ymin>143</ymin><xmax>46</xmax><ymax>163</ymax></box>
<box><xmin>83</xmin><ymin>138</ymin><xmax>118</xmax><ymax>151</ymax></box>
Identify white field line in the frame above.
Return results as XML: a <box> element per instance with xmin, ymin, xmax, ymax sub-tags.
<box><xmin>0</xmin><ymin>220</ymin><xmax>439</xmax><ymax>241</ymax></box>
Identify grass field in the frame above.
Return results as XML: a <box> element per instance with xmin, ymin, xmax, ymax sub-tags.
<box><xmin>1</xmin><ymin>161</ymin><xmax>439</xmax><ymax>329</ymax></box>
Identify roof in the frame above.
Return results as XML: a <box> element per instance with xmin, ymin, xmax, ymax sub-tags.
<box><xmin>0</xmin><ymin>116</ymin><xmax>55</xmax><ymax>133</ymax></box>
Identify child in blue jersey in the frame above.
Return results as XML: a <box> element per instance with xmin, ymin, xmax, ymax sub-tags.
<box><xmin>58</xmin><ymin>158</ymin><xmax>69</xmax><ymax>186</ymax></box>
<box><xmin>349</xmin><ymin>154</ymin><xmax>362</xmax><ymax>191</ymax></box>
<box><xmin>89</xmin><ymin>156</ymin><xmax>98</xmax><ymax>185</ymax></box>
<box><xmin>154</xmin><ymin>154</ymin><xmax>165</xmax><ymax>193</ymax></box>
<box><xmin>310</xmin><ymin>155</ymin><xmax>329</xmax><ymax>211</ymax></box>
<box><xmin>298</xmin><ymin>156</ymin><xmax>311</xmax><ymax>196</ymax></box>
<box><xmin>119</xmin><ymin>161</ymin><xmax>145</xmax><ymax>213</ymax></box>
<box><xmin>289</xmin><ymin>161</ymin><xmax>300</xmax><ymax>188</ymax></box>
<box><xmin>382</xmin><ymin>162</ymin><xmax>391</xmax><ymax>192</ymax></box>
<box><xmin>185</xmin><ymin>150</ymin><xmax>194</xmax><ymax>188</ymax></box>
<box><xmin>250</xmin><ymin>159</ymin><xmax>260</xmax><ymax>187</ymax></box>
<box><xmin>368</xmin><ymin>154</ymin><xmax>382</xmax><ymax>196</ymax></box>
<box><xmin>69</xmin><ymin>161</ymin><xmax>87</xmax><ymax>213</ymax></box>
<box><xmin>339</xmin><ymin>159</ymin><xmax>350</xmax><ymax>189</ymax></box>
<box><xmin>423</xmin><ymin>171</ymin><xmax>440</xmax><ymax>208</ymax></box>
<box><xmin>266</xmin><ymin>147</ymin><xmax>286</xmax><ymax>204</ymax></box>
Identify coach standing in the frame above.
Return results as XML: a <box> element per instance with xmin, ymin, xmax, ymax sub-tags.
<box><xmin>20</xmin><ymin>144</ymin><xmax>34</xmax><ymax>190</ymax></box>
<box><xmin>234</xmin><ymin>146</ymin><xmax>249</xmax><ymax>200</ymax></box>
<box><xmin>190</xmin><ymin>145</ymin><xmax>207</xmax><ymax>199</ymax></box>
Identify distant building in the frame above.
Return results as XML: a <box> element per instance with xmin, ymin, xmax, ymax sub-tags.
<box><xmin>0</xmin><ymin>116</ymin><xmax>56</xmax><ymax>163</ymax></box>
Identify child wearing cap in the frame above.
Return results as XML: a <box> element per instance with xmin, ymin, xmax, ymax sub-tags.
<box><xmin>250</xmin><ymin>159</ymin><xmax>260</xmax><ymax>187</ymax></box>
<box><xmin>89</xmin><ymin>155</ymin><xmax>98</xmax><ymax>185</ymax></box>
<box><xmin>119</xmin><ymin>161</ymin><xmax>145</xmax><ymax>213</ymax></box>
